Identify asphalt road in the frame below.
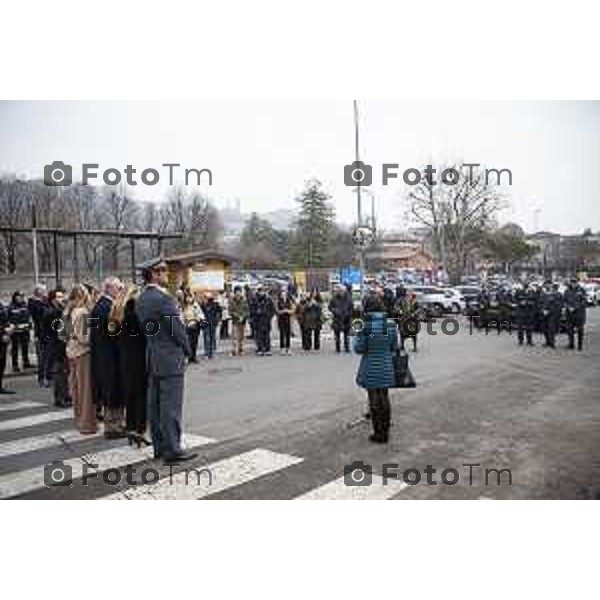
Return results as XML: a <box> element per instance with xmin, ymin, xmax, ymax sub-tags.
<box><xmin>1</xmin><ymin>310</ymin><xmax>599</xmax><ymax>499</ymax></box>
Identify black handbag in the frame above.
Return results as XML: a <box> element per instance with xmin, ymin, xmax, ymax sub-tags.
<box><xmin>394</xmin><ymin>348</ymin><xmax>416</xmax><ymax>388</ymax></box>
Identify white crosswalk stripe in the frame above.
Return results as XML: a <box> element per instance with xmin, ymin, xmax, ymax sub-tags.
<box><xmin>0</xmin><ymin>434</ymin><xmax>214</xmax><ymax>499</ymax></box>
<box><xmin>296</xmin><ymin>474</ymin><xmax>407</xmax><ymax>500</ymax></box>
<box><xmin>0</xmin><ymin>405</ymin><xmax>408</xmax><ymax>500</ymax></box>
<box><xmin>0</xmin><ymin>429</ymin><xmax>101</xmax><ymax>459</ymax></box>
<box><xmin>0</xmin><ymin>409</ymin><xmax>72</xmax><ymax>432</ymax></box>
<box><xmin>0</xmin><ymin>401</ymin><xmax>44</xmax><ymax>413</ymax></box>
<box><xmin>105</xmin><ymin>448</ymin><xmax>303</xmax><ymax>500</ymax></box>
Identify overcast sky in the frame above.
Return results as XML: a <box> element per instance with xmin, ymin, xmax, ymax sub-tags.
<box><xmin>0</xmin><ymin>100</ymin><xmax>598</xmax><ymax>234</ymax></box>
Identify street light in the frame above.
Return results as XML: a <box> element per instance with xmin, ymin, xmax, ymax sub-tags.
<box><xmin>30</xmin><ymin>192</ymin><xmax>39</xmax><ymax>285</ymax></box>
<box><xmin>353</xmin><ymin>100</ymin><xmax>366</xmax><ymax>296</ymax></box>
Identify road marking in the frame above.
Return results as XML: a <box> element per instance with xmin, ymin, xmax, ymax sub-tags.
<box><xmin>0</xmin><ymin>401</ymin><xmax>44</xmax><ymax>413</ymax></box>
<box><xmin>0</xmin><ymin>429</ymin><xmax>101</xmax><ymax>459</ymax></box>
<box><xmin>295</xmin><ymin>474</ymin><xmax>408</xmax><ymax>500</ymax></box>
<box><xmin>0</xmin><ymin>434</ymin><xmax>214</xmax><ymax>499</ymax></box>
<box><xmin>106</xmin><ymin>448</ymin><xmax>303</xmax><ymax>500</ymax></box>
<box><xmin>0</xmin><ymin>409</ymin><xmax>72</xmax><ymax>432</ymax></box>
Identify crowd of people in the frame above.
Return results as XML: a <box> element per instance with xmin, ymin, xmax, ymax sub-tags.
<box><xmin>475</xmin><ymin>278</ymin><xmax>588</xmax><ymax>350</ymax></box>
<box><xmin>1</xmin><ymin>269</ymin><xmax>589</xmax><ymax>451</ymax></box>
<box><xmin>176</xmin><ymin>283</ymin><xmax>358</xmax><ymax>358</ymax></box>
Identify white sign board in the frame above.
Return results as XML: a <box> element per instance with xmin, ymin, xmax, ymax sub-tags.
<box><xmin>190</xmin><ymin>270</ymin><xmax>225</xmax><ymax>291</ymax></box>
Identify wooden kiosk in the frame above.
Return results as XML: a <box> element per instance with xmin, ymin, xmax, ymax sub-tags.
<box><xmin>163</xmin><ymin>250</ymin><xmax>235</xmax><ymax>295</ymax></box>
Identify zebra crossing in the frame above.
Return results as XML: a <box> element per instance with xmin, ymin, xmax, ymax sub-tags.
<box><xmin>0</xmin><ymin>399</ymin><xmax>408</xmax><ymax>500</ymax></box>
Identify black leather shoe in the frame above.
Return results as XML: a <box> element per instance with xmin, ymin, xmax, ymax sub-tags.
<box><xmin>163</xmin><ymin>452</ymin><xmax>198</xmax><ymax>465</ymax></box>
<box><xmin>0</xmin><ymin>388</ymin><xmax>16</xmax><ymax>395</ymax></box>
<box><xmin>104</xmin><ymin>431</ymin><xmax>128</xmax><ymax>440</ymax></box>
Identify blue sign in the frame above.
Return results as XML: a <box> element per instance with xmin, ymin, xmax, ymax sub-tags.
<box><xmin>340</xmin><ymin>266</ymin><xmax>362</xmax><ymax>286</ymax></box>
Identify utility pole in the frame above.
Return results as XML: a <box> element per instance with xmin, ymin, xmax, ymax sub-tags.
<box><xmin>31</xmin><ymin>197</ymin><xmax>39</xmax><ymax>285</ymax></box>
<box><xmin>353</xmin><ymin>100</ymin><xmax>365</xmax><ymax>296</ymax></box>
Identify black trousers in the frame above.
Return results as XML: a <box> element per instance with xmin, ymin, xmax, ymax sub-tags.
<box><xmin>278</xmin><ymin>317</ymin><xmax>291</xmax><ymax>350</ymax></box>
<box><xmin>333</xmin><ymin>327</ymin><xmax>350</xmax><ymax>352</ymax></box>
<box><xmin>367</xmin><ymin>388</ymin><xmax>391</xmax><ymax>437</ymax></box>
<box><xmin>50</xmin><ymin>341</ymin><xmax>70</xmax><ymax>406</ymax></box>
<box><xmin>300</xmin><ymin>326</ymin><xmax>309</xmax><ymax>350</ymax></box>
<box><xmin>0</xmin><ymin>341</ymin><xmax>7</xmax><ymax>389</ymax></box>
<box><xmin>566</xmin><ymin>319</ymin><xmax>584</xmax><ymax>349</ymax></box>
<box><xmin>256</xmin><ymin>323</ymin><xmax>271</xmax><ymax>353</ymax></box>
<box><xmin>516</xmin><ymin>318</ymin><xmax>534</xmax><ymax>345</ymax></box>
<box><xmin>543</xmin><ymin>316</ymin><xmax>558</xmax><ymax>347</ymax></box>
<box><xmin>305</xmin><ymin>327</ymin><xmax>320</xmax><ymax>351</ymax></box>
<box><xmin>187</xmin><ymin>324</ymin><xmax>200</xmax><ymax>359</ymax></box>
<box><xmin>148</xmin><ymin>374</ymin><xmax>183</xmax><ymax>459</ymax></box>
<box><xmin>11</xmin><ymin>331</ymin><xmax>30</xmax><ymax>369</ymax></box>
<box><xmin>220</xmin><ymin>319</ymin><xmax>229</xmax><ymax>339</ymax></box>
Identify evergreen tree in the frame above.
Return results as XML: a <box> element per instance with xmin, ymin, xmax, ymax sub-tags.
<box><xmin>291</xmin><ymin>179</ymin><xmax>335</xmax><ymax>267</ymax></box>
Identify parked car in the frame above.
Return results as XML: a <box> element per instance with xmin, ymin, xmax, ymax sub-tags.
<box><xmin>455</xmin><ymin>286</ymin><xmax>481</xmax><ymax>307</ymax></box>
<box><xmin>441</xmin><ymin>288</ymin><xmax>467</xmax><ymax>314</ymax></box>
<box><xmin>408</xmin><ymin>286</ymin><xmax>447</xmax><ymax>317</ymax></box>
<box><xmin>582</xmin><ymin>283</ymin><xmax>599</xmax><ymax>306</ymax></box>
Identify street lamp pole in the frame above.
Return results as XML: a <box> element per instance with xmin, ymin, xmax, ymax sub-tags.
<box><xmin>354</xmin><ymin>100</ymin><xmax>362</xmax><ymax>226</ymax></box>
<box><xmin>354</xmin><ymin>100</ymin><xmax>365</xmax><ymax>296</ymax></box>
<box><xmin>31</xmin><ymin>197</ymin><xmax>39</xmax><ymax>285</ymax></box>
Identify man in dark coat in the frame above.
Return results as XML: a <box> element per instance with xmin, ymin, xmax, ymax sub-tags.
<box><xmin>42</xmin><ymin>289</ymin><xmax>70</xmax><ymax>406</ymax></box>
<box><xmin>564</xmin><ymin>279</ymin><xmax>587</xmax><ymax>350</ymax></box>
<box><xmin>28</xmin><ymin>284</ymin><xmax>50</xmax><ymax>386</ymax></box>
<box><xmin>0</xmin><ymin>301</ymin><xmax>15</xmax><ymax>394</ymax></box>
<box><xmin>8</xmin><ymin>291</ymin><xmax>32</xmax><ymax>372</ymax></box>
<box><xmin>90</xmin><ymin>276</ymin><xmax>124</xmax><ymax>438</ymax></box>
<box><xmin>200</xmin><ymin>293</ymin><xmax>222</xmax><ymax>359</ymax></box>
<box><xmin>514</xmin><ymin>283</ymin><xmax>537</xmax><ymax>346</ymax></box>
<box><xmin>303</xmin><ymin>292</ymin><xmax>323</xmax><ymax>351</ymax></box>
<box><xmin>254</xmin><ymin>286</ymin><xmax>276</xmax><ymax>355</ymax></box>
<box><xmin>136</xmin><ymin>258</ymin><xmax>196</xmax><ymax>464</ymax></box>
<box><xmin>329</xmin><ymin>285</ymin><xmax>353</xmax><ymax>353</ymax></box>
<box><xmin>540</xmin><ymin>282</ymin><xmax>563</xmax><ymax>349</ymax></box>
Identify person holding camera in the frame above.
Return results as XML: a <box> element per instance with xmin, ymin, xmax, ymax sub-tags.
<box><xmin>353</xmin><ymin>294</ymin><xmax>398</xmax><ymax>444</ymax></box>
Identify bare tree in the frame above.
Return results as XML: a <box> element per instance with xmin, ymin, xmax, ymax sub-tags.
<box><xmin>0</xmin><ymin>178</ymin><xmax>29</xmax><ymax>273</ymax></box>
<box><xmin>408</xmin><ymin>164</ymin><xmax>504</xmax><ymax>283</ymax></box>
<box><xmin>164</xmin><ymin>188</ymin><xmax>223</xmax><ymax>253</ymax></box>
<box><xmin>101</xmin><ymin>186</ymin><xmax>138</xmax><ymax>271</ymax></box>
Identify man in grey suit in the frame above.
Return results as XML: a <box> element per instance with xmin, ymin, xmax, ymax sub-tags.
<box><xmin>136</xmin><ymin>258</ymin><xmax>198</xmax><ymax>464</ymax></box>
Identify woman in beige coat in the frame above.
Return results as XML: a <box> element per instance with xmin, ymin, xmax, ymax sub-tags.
<box><xmin>65</xmin><ymin>285</ymin><xmax>97</xmax><ymax>434</ymax></box>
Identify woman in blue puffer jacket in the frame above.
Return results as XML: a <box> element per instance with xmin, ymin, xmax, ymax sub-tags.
<box><xmin>353</xmin><ymin>293</ymin><xmax>398</xmax><ymax>443</ymax></box>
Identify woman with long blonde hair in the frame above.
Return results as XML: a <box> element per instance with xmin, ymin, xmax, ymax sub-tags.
<box><xmin>113</xmin><ymin>285</ymin><xmax>150</xmax><ymax>447</ymax></box>
<box><xmin>65</xmin><ymin>284</ymin><xmax>96</xmax><ymax>434</ymax></box>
